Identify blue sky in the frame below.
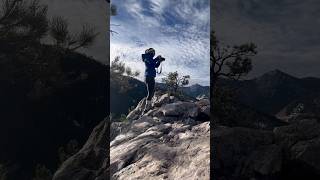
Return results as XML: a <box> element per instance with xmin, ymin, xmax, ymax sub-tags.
<box><xmin>111</xmin><ymin>0</ymin><xmax>210</xmax><ymax>86</ymax></box>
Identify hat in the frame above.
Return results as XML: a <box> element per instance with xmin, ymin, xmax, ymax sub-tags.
<box><xmin>145</xmin><ymin>48</ymin><xmax>155</xmax><ymax>56</ymax></box>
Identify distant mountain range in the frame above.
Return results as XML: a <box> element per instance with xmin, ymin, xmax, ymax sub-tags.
<box><xmin>112</xmin><ymin>69</ymin><xmax>320</xmax><ymax>121</ymax></box>
<box><xmin>181</xmin><ymin>83</ymin><xmax>210</xmax><ymax>98</ymax></box>
<box><xmin>219</xmin><ymin>69</ymin><xmax>320</xmax><ymax>120</ymax></box>
<box><xmin>110</xmin><ymin>79</ymin><xmax>210</xmax><ymax>118</ymax></box>
<box><xmin>156</xmin><ymin>82</ymin><xmax>210</xmax><ymax>98</ymax></box>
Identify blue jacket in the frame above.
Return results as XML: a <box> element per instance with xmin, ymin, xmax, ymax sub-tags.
<box><xmin>142</xmin><ymin>53</ymin><xmax>161</xmax><ymax>78</ymax></box>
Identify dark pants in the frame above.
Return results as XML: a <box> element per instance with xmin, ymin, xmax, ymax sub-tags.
<box><xmin>145</xmin><ymin>76</ymin><xmax>155</xmax><ymax>100</ymax></box>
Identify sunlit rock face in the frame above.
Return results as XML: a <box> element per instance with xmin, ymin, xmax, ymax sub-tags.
<box><xmin>54</xmin><ymin>92</ymin><xmax>210</xmax><ymax>180</ymax></box>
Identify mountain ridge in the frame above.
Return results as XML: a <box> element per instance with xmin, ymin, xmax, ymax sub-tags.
<box><xmin>219</xmin><ymin>69</ymin><xmax>320</xmax><ymax>116</ymax></box>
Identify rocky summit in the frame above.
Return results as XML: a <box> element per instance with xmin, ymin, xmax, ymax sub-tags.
<box><xmin>53</xmin><ymin>92</ymin><xmax>210</xmax><ymax>180</ymax></box>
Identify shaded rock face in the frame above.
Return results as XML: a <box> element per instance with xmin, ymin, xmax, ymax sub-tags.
<box><xmin>274</xmin><ymin>119</ymin><xmax>320</xmax><ymax>178</ymax></box>
<box><xmin>213</xmin><ymin>118</ymin><xmax>320</xmax><ymax>180</ymax></box>
<box><xmin>213</xmin><ymin>71</ymin><xmax>320</xmax><ymax>179</ymax></box>
<box><xmin>54</xmin><ymin>93</ymin><xmax>210</xmax><ymax>180</ymax></box>
<box><xmin>53</xmin><ymin>120</ymin><xmax>109</xmax><ymax>180</ymax></box>
<box><xmin>213</xmin><ymin>126</ymin><xmax>281</xmax><ymax>179</ymax></box>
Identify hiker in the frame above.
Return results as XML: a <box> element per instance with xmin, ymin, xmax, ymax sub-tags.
<box><xmin>141</xmin><ymin>48</ymin><xmax>165</xmax><ymax>114</ymax></box>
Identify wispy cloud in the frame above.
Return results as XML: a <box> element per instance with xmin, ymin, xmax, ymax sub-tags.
<box><xmin>111</xmin><ymin>0</ymin><xmax>210</xmax><ymax>85</ymax></box>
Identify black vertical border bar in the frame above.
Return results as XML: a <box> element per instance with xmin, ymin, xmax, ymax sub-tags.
<box><xmin>210</xmin><ymin>0</ymin><xmax>214</xmax><ymax>179</ymax></box>
<box><xmin>106</xmin><ymin>0</ymin><xmax>111</xmax><ymax>179</ymax></box>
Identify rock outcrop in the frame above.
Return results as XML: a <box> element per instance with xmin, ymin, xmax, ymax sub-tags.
<box><xmin>53</xmin><ymin>93</ymin><xmax>210</xmax><ymax>180</ymax></box>
<box><xmin>111</xmin><ymin>117</ymin><xmax>209</xmax><ymax>180</ymax></box>
<box><xmin>53</xmin><ymin>120</ymin><xmax>109</xmax><ymax>180</ymax></box>
<box><xmin>213</xmin><ymin>117</ymin><xmax>320</xmax><ymax>179</ymax></box>
<box><xmin>52</xmin><ymin>89</ymin><xmax>320</xmax><ymax>180</ymax></box>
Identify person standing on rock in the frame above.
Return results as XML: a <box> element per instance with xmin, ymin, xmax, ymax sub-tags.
<box><xmin>141</xmin><ymin>48</ymin><xmax>165</xmax><ymax>115</ymax></box>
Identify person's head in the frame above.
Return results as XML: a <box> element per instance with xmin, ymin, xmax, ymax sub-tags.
<box><xmin>145</xmin><ymin>48</ymin><xmax>155</xmax><ymax>57</ymax></box>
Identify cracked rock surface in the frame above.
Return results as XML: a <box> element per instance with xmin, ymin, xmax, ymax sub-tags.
<box><xmin>111</xmin><ymin>117</ymin><xmax>210</xmax><ymax>180</ymax></box>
